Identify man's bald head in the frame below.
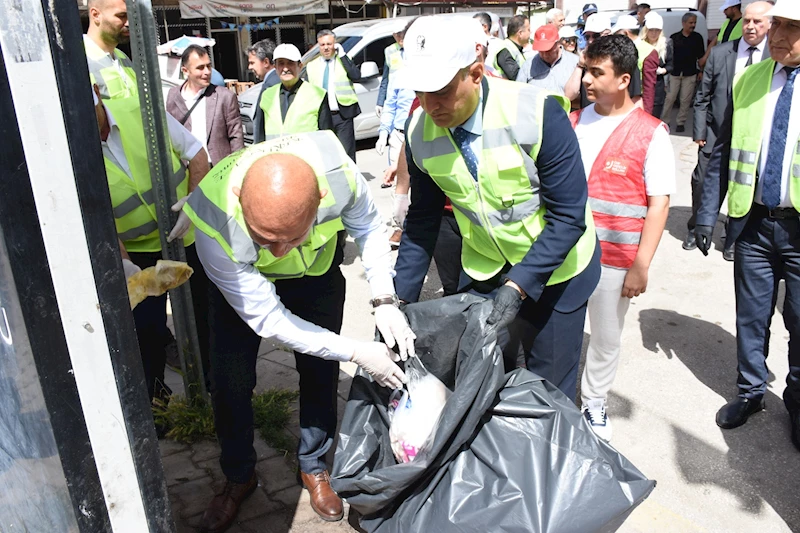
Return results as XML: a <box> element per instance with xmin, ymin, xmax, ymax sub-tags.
<box><xmin>239</xmin><ymin>153</ymin><xmax>324</xmax><ymax>256</ymax></box>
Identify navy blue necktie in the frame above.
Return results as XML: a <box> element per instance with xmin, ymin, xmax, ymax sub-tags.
<box><xmin>452</xmin><ymin>127</ymin><xmax>479</xmax><ymax>181</ymax></box>
<box><xmin>761</xmin><ymin>67</ymin><xmax>798</xmax><ymax>210</ymax></box>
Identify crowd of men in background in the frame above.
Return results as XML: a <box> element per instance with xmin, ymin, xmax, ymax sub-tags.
<box><xmin>83</xmin><ymin>0</ymin><xmax>800</xmax><ymax>531</ymax></box>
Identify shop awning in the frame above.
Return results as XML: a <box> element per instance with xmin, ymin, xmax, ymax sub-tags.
<box><xmin>179</xmin><ymin>0</ymin><xmax>329</xmax><ymax>19</ymax></box>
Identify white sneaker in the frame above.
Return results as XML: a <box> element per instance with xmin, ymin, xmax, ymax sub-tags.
<box><xmin>582</xmin><ymin>399</ymin><xmax>613</xmax><ymax>442</ymax></box>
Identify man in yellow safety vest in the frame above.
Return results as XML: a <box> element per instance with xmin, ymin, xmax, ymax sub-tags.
<box><xmin>85</xmin><ymin>0</ymin><xmax>137</xmax><ymax>100</ymax></box>
<box><xmin>695</xmin><ymin>0</ymin><xmax>800</xmax><ymax>452</ymax></box>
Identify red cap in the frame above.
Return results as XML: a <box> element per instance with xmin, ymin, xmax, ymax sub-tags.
<box><xmin>532</xmin><ymin>24</ymin><xmax>559</xmax><ymax>52</ymax></box>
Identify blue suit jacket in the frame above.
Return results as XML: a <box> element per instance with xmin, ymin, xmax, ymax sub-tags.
<box><xmin>394</xmin><ymin>77</ymin><xmax>600</xmax><ymax>312</ymax></box>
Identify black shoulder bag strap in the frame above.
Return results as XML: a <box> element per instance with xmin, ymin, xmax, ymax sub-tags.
<box><xmin>179</xmin><ymin>85</ymin><xmax>214</xmax><ymax>125</ymax></box>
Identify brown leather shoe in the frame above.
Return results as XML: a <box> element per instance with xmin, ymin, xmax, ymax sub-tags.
<box><xmin>300</xmin><ymin>470</ymin><xmax>344</xmax><ymax>522</ymax></box>
<box><xmin>199</xmin><ymin>473</ymin><xmax>258</xmax><ymax>533</ymax></box>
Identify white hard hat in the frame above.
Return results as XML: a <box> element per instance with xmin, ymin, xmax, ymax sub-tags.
<box><xmin>767</xmin><ymin>0</ymin><xmax>800</xmax><ymax>21</ymax></box>
<box><xmin>395</xmin><ymin>16</ymin><xmax>481</xmax><ymax>93</ymax></box>
<box><xmin>719</xmin><ymin>0</ymin><xmax>741</xmax><ymax>11</ymax></box>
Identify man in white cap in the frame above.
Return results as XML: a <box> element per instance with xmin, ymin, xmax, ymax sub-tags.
<box><xmin>393</xmin><ymin>16</ymin><xmax>601</xmax><ymax>401</ymax></box>
<box><xmin>376</xmin><ymin>18</ymin><xmax>408</xmax><ymax>119</ymax></box>
<box><xmin>687</xmin><ymin>1</ymin><xmax>772</xmax><ymax>257</ymax></box>
<box><xmin>257</xmin><ymin>43</ymin><xmax>332</xmax><ymax>141</ymax></box>
<box><xmin>695</xmin><ymin>0</ymin><xmax>800</xmax><ymax>452</ymax></box>
<box><xmin>719</xmin><ymin>0</ymin><xmax>744</xmax><ymax>44</ymax></box>
<box><xmin>612</xmin><ymin>14</ymin><xmax>659</xmax><ymax>115</ymax></box>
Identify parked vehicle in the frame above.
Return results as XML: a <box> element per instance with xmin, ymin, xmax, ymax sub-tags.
<box><xmin>240</xmin><ymin>12</ymin><xmax>506</xmax><ymax>144</ymax></box>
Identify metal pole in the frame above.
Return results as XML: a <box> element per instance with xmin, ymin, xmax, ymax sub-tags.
<box><xmin>126</xmin><ymin>0</ymin><xmax>207</xmax><ymax>401</ymax></box>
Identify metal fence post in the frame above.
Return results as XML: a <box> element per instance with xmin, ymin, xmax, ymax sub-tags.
<box><xmin>126</xmin><ymin>0</ymin><xmax>207</xmax><ymax>401</ymax></box>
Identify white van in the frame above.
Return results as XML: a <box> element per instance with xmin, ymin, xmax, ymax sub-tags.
<box><xmin>239</xmin><ymin>12</ymin><xmax>505</xmax><ymax>144</ymax></box>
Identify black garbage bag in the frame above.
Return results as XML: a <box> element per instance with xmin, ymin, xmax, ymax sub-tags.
<box><xmin>332</xmin><ymin>294</ymin><xmax>655</xmax><ymax>533</ymax></box>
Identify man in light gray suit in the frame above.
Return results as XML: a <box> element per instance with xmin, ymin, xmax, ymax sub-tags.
<box><xmin>685</xmin><ymin>1</ymin><xmax>772</xmax><ymax>257</ymax></box>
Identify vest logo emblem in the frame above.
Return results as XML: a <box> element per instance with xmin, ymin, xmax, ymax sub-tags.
<box><xmin>603</xmin><ymin>158</ymin><xmax>629</xmax><ymax>176</ymax></box>
<box><xmin>417</xmin><ymin>35</ymin><xmax>426</xmax><ymax>51</ymax></box>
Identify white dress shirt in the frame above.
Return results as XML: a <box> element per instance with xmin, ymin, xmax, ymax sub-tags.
<box><xmin>83</xmin><ymin>35</ymin><xmax>136</xmax><ymax>98</ymax></box>
<box><xmin>323</xmin><ymin>58</ymin><xmax>339</xmax><ymax>112</ymax></box>
<box><xmin>101</xmin><ymin>103</ymin><xmax>202</xmax><ymax>180</ymax></box>
<box><xmin>181</xmin><ymin>84</ymin><xmax>209</xmax><ymax>161</ymax></box>
<box><xmin>734</xmin><ymin>37</ymin><xmax>767</xmax><ymax>75</ymax></box>
<box><xmin>754</xmin><ymin>63</ymin><xmax>800</xmax><ymax>208</ymax></box>
<box><xmin>194</xmin><ymin>171</ymin><xmax>395</xmax><ymax>362</ymax></box>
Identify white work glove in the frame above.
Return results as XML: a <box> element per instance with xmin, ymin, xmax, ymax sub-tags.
<box><xmin>375</xmin><ymin>303</ymin><xmax>416</xmax><ymax>360</ymax></box>
<box><xmin>375</xmin><ymin>130</ymin><xmax>389</xmax><ymax>156</ymax></box>
<box><xmin>656</xmin><ymin>67</ymin><xmax>667</xmax><ymax>75</ymax></box>
<box><xmin>351</xmin><ymin>341</ymin><xmax>407</xmax><ymax>389</ymax></box>
<box><xmin>167</xmin><ymin>195</ymin><xmax>192</xmax><ymax>243</ymax></box>
<box><xmin>335</xmin><ymin>43</ymin><xmax>345</xmax><ymax>56</ymax></box>
<box><xmin>375</xmin><ymin>105</ymin><xmax>383</xmax><ymax>118</ymax></box>
<box><xmin>392</xmin><ymin>193</ymin><xmax>410</xmax><ymax>229</ymax></box>
<box><xmin>122</xmin><ymin>259</ymin><xmax>141</xmax><ymax>281</ymax></box>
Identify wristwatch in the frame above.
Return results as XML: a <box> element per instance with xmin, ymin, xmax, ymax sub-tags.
<box><xmin>370</xmin><ymin>294</ymin><xmax>400</xmax><ymax>308</ymax></box>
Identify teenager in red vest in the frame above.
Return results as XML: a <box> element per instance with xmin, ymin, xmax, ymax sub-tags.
<box><xmin>571</xmin><ymin>35</ymin><xmax>674</xmax><ymax>441</ymax></box>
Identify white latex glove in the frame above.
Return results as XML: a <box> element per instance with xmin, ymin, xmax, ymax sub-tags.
<box><xmin>167</xmin><ymin>196</ymin><xmax>192</xmax><ymax>243</ymax></box>
<box><xmin>351</xmin><ymin>342</ymin><xmax>407</xmax><ymax>389</ymax></box>
<box><xmin>122</xmin><ymin>259</ymin><xmax>141</xmax><ymax>281</ymax></box>
<box><xmin>656</xmin><ymin>67</ymin><xmax>667</xmax><ymax>75</ymax></box>
<box><xmin>393</xmin><ymin>193</ymin><xmax>410</xmax><ymax>229</ymax></box>
<box><xmin>375</xmin><ymin>130</ymin><xmax>388</xmax><ymax>156</ymax></box>
<box><xmin>375</xmin><ymin>304</ymin><xmax>416</xmax><ymax>360</ymax></box>
<box><xmin>335</xmin><ymin>43</ymin><xmax>345</xmax><ymax>57</ymax></box>
<box><xmin>375</xmin><ymin>105</ymin><xmax>383</xmax><ymax>118</ymax></box>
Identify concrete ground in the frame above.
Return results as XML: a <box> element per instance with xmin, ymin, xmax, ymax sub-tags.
<box><xmin>163</xmin><ymin>122</ymin><xmax>800</xmax><ymax>533</ymax></box>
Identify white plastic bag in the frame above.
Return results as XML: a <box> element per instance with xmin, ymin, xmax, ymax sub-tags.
<box><xmin>388</xmin><ymin>357</ymin><xmax>451</xmax><ymax>463</ymax></box>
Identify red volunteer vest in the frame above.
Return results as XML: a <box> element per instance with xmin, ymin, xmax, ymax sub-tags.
<box><xmin>569</xmin><ymin>107</ymin><xmax>664</xmax><ymax>269</ymax></box>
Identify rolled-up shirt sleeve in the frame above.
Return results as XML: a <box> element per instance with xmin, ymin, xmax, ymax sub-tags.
<box><xmin>195</xmin><ymin>231</ymin><xmax>356</xmax><ymax>361</ymax></box>
<box><xmin>341</xmin><ymin>170</ymin><xmax>396</xmax><ymax>298</ymax></box>
<box><xmin>166</xmin><ymin>111</ymin><xmax>202</xmax><ymax>161</ymax></box>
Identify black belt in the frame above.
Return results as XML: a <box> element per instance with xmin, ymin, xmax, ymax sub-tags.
<box><xmin>395</xmin><ymin>128</ymin><xmax>404</xmax><ymax>134</ymax></box>
<box><xmin>752</xmin><ymin>203</ymin><xmax>800</xmax><ymax>219</ymax></box>
<box><xmin>331</xmin><ymin>110</ymin><xmax>339</xmax><ymax>115</ymax></box>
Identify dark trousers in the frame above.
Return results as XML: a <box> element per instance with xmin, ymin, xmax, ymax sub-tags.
<box><xmin>129</xmin><ymin>244</ymin><xmax>210</xmax><ymax>401</ymax></box>
<box><xmin>332</xmin><ymin>112</ymin><xmax>356</xmax><ymax>162</ymax></box>
<box><xmin>468</xmin><ymin>280</ymin><xmax>587</xmax><ymax>402</ymax></box>
<box><xmin>208</xmin><ymin>250</ymin><xmax>345</xmax><ymax>483</ymax></box>
<box><xmin>734</xmin><ymin>208</ymin><xmax>800</xmax><ymax>412</ymax></box>
<box><xmin>433</xmin><ymin>212</ymin><xmax>463</xmax><ymax>297</ymax></box>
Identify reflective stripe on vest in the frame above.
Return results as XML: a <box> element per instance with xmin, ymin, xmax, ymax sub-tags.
<box><xmin>259</xmin><ymin>82</ymin><xmax>325</xmax><ymax>140</ymax></box>
<box><xmin>306</xmin><ymin>57</ymin><xmax>358</xmax><ymax>106</ymax></box>
<box><xmin>570</xmin><ymin>107</ymin><xmax>662</xmax><ymax>269</ymax></box>
<box><xmin>85</xmin><ymin>41</ymin><xmax>138</xmax><ymax>100</ymax></box>
<box><xmin>408</xmin><ymin>77</ymin><xmax>595</xmax><ymax>284</ymax></box>
<box><xmin>183</xmin><ymin>131</ymin><xmax>356</xmax><ymax>280</ymax></box>
<box><xmin>728</xmin><ymin>59</ymin><xmax>800</xmax><ymax>217</ymax></box>
<box><xmin>385</xmin><ymin>43</ymin><xmax>403</xmax><ymax>74</ymax></box>
<box><xmin>490</xmin><ymin>39</ymin><xmax>525</xmax><ymax>80</ymax></box>
<box><xmin>102</xmin><ymin>97</ymin><xmax>191</xmax><ymax>252</ymax></box>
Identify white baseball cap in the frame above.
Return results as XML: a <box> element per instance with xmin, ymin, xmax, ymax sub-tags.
<box><xmin>273</xmin><ymin>43</ymin><xmax>301</xmax><ymax>62</ymax></box>
<box><xmin>720</xmin><ymin>0</ymin><xmax>741</xmax><ymax>11</ymax></box>
<box><xmin>644</xmin><ymin>12</ymin><xmax>663</xmax><ymax>30</ymax></box>
<box><xmin>559</xmin><ymin>26</ymin><xmax>577</xmax><ymax>39</ymax></box>
<box><xmin>612</xmin><ymin>14</ymin><xmax>640</xmax><ymax>33</ymax></box>
<box><xmin>395</xmin><ymin>16</ymin><xmax>482</xmax><ymax>93</ymax></box>
<box><xmin>767</xmin><ymin>0</ymin><xmax>800</xmax><ymax>21</ymax></box>
<box><xmin>584</xmin><ymin>13</ymin><xmax>612</xmax><ymax>34</ymax></box>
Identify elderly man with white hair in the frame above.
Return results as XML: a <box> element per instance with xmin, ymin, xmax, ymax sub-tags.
<box><xmin>546</xmin><ymin>8</ymin><xmax>565</xmax><ymax>29</ymax></box>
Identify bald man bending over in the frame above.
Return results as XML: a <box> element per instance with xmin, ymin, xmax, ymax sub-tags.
<box><xmin>183</xmin><ymin>131</ymin><xmax>413</xmax><ymax>532</ymax></box>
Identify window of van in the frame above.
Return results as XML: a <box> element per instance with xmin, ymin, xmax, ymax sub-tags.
<box><xmin>349</xmin><ymin>36</ymin><xmax>396</xmax><ymax>70</ymax></box>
